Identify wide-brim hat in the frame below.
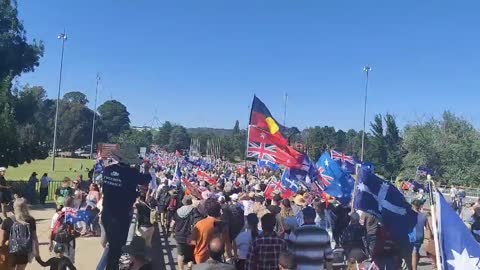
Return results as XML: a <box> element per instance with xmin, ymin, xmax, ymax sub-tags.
<box><xmin>111</xmin><ymin>144</ymin><xmax>142</xmax><ymax>165</ymax></box>
<box><xmin>294</xmin><ymin>195</ymin><xmax>306</xmax><ymax>206</ymax></box>
<box><xmin>122</xmin><ymin>236</ymin><xmax>147</xmax><ymax>257</ymax></box>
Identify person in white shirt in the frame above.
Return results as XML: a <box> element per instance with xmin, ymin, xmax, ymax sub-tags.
<box><xmin>234</xmin><ymin>213</ymin><xmax>260</xmax><ymax>270</ymax></box>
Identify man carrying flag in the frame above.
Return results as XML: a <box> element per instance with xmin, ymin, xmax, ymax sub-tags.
<box><xmin>354</xmin><ymin>167</ymin><xmax>418</xmax><ymax>269</ymax></box>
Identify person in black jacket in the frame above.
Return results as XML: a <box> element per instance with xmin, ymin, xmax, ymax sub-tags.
<box><xmin>174</xmin><ymin>195</ymin><xmax>200</xmax><ymax>270</ymax></box>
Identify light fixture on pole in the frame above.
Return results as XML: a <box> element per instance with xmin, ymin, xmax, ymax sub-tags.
<box><xmin>360</xmin><ymin>65</ymin><xmax>371</xmax><ymax>162</ymax></box>
<box><xmin>52</xmin><ymin>31</ymin><xmax>68</xmax><ymax>171</ymax></box>
<box><xmin>89</xmin><ymin>73</ymin><xmax>100</xmax><ymax>159</ymax></box>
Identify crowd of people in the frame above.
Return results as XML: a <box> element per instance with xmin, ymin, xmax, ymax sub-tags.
<box><xmin>1</xmin><ymin>146</ymin><xmax>478</xmax><ymax>270</ymax></box>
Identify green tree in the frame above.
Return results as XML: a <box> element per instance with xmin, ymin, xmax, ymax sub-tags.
<box><xmin>0</xmin><ymin>0</ymin><xmax>44</xmax><ymax>80</ymax></box>
<box><xmin>97</xmin><ymin>100</ymin><xmax>130</xmax><ymax>141</ymax></box>
<box><xmin>383</xmin><ymin>114</ymin><xmax>403</xmax><ymax>179</ymax></box>
<box><xmin>113</xmin><ymin>129</ymin><xmax>153</xmax><ymax>149</ymax></box>
<box><xmin>154</xmin><ymin>121</ymin><xmax>174</xmax><ymax>147</ymax></box>
<box><xmin>63</xmin><ymin>91</ymin><xmax>89</xmax><ymax>105</ymax></box>
<box><xmin>0</xmin><ymin>78</ymin><xmax>20</xmax><ymax>166</ymax></box>
<box><xmin>168</xmin><ymin>126</ymin><xmax>190</xmax><ymax>152</ymax></box>
<box><xmin>369</xmin><ymin>114</ymin><xmax>388</xmax><ymax>176</ymax></box>
<box><xmin>0</xmin><ymin>0</ymin><xmax>44</xmax><ymax>166</ymax></box>
<box><xmin>57</xmin><ymin>102</ymin><xmax>95</xmax><ymax>151</ymax></box>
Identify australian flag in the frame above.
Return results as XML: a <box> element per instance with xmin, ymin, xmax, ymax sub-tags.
<box><xmin>354</xmin><ymin>168</ymin><xmax>417</xmax><ymax>243</ymax></box>
<box><xmin>417</xmin><ymin>166</ymin><xmax>434</xmax><ymax>177</ymax></box>
<box><xmin>330</xmin><ymin>149</ymin><xmax>358</xmax><ymax>174</ymax></box>
<box><xmin>288</xmin><ymin>156</ymin><xmax>318</xmax><ymax>186</ymax></box>
<box><xmin>65</xmin><ymin>208</ymin><xmax>92</xmax><ymax>225</ymax></box>
<box><xmin>257</xmin><ymin>159</ymin><xmax>280</xmax><ymax>171</ymax></box>
<box><xmin>317</xmin><ymin>152</ymin><xmax>354</xmax><ymax>205</ymax></box>
<box><xmin>436</xmin><ymin>190</ymin><xmax>480</xmax><ymax>269</ymax></box>
<box><xmin>281</xmin><ymin>169</ymin><xmax>301</xmax><ymax>193</ymax></box>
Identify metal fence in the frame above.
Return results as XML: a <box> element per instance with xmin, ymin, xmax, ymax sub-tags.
<box><xmin>8</xmin><ymin>180</ymin><xmax>64</xmax><ymax>202</ymax></box>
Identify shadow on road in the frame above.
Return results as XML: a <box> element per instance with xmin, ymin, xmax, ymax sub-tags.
<box><xmin>151</xmin><ymin>225</ymin><xmax>177</xmax><ymax>270</ymax></box>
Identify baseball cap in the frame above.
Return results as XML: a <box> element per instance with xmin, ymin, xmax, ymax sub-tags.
<box><xmin>0</xmin><ymin>167</ymin><xmax>6</xmax><ymax>172</ymax></box>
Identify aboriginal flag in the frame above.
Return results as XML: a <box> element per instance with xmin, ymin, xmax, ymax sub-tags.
<box><xmin>249</xmin><ymin>96</ymin><xmax>299</xmax><ymax>145</ymax></box>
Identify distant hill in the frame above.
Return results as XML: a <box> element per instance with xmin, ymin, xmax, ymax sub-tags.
<box><xmin>187</xmin><ymin>127</ymin><xmax>233</xmax><ymax>136</ymax></box>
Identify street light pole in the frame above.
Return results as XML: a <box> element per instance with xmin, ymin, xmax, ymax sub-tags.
<box><xmin>52</xmin><ymin>31</ymin><xmax>67</xmax><ymax>171</ymax></box>
<box><xmin>360</xmin><ymin>65</ymin><xmax>371</xmax><ymax>162</ymax></box>
<box><xmin>89</xmin><ymin>73</ymin><xmax>100</xmax><ymax>159</ymax></box>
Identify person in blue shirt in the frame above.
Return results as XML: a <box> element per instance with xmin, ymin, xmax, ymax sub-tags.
<box><xmin>411</xmin><ymin>199</ymin><xmax>428</xmax><ymax>270</ymax></box>
<box><xmin>101</xmin><ymin>145</ymin><xmax>150</xmax><ymax>270</ymax></box>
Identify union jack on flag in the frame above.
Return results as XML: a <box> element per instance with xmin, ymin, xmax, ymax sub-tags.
<box><xmin>330</xmin><ymin>150</ymin><xmax>355</xmax><ymax>164</ymax></box>
<box><xmin>318</xmin><ymin>166</ymin><xmax>334</xmax><ymax>186</ymax></box>
<box><xmin>247</xmin><ymin>142</ymin><xmax>277</xmax><ymax>162</ymax></box>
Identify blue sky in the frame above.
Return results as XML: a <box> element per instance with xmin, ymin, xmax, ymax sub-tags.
<box><xmin>16</xmin><ymin>1</ymin><xmax>480</xmax><ymax>130</ymax></box>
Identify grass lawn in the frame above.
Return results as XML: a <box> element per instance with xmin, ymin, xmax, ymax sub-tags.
<box><xmin>5</xmin><ymin>157</ymin><xmax>95</xmax><ymax>181</ymax></box>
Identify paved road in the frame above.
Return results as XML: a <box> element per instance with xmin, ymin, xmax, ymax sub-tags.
<box><xmin>28</xmin><ymin>205</ymin><xmax>433</xmax><ymax>270</ymax></box>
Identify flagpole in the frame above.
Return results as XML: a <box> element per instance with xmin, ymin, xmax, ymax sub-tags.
<box><xmin>427</xmin><ymin>179</ymin><xmax>442</xmax><ymax>269</ymax></box>
<box><xmin>283</xmin><ymin>92</ymin><xmax>288</xmax><ymax>126</ymax></box>
<box><xmin>360</xmin><ymin>65</ymin><xmax>371</xmax><ymax>162</ymax></box>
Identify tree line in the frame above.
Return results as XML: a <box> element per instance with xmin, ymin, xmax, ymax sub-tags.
<box><xmin>3</xmin><ymin>0</ymin><xmax>480</xmax><ymax>185</ymax></box>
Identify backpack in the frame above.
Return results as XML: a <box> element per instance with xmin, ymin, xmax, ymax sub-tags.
<box><xmin>157</xmin><ymin>191</ymin><xmax>170</xmax><ymax>207</ymax></box>
<box><xmin>51</xmin><ymin>212</ymin><xmax>71</xmax><ymax>244</ymax></box>
<box><xmin>9</xmin><ymin>221</ymin><xmax>32</xmax><ymax>255</ymax></box>
<box><xmin>167</xmin><ymin>197</ymin><xmax>177</xmax><ymax>211</ymax></box>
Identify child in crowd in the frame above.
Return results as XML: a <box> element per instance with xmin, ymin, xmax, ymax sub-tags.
<box><xmin>35</xmin><ymin>244</ymin><xmax>76</xmax><ymax>270</ymax></box>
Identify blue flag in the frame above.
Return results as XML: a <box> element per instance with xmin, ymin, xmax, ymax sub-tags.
<box><xmin>436</xmin><ymin>190</ymin><xmax>480</xmax><ymax>269</ymax></box>
<box><xmin>174</xmin><ymin>162</ymin><xmax>182</xmax><ymax>180</ymax></box>
<box><xmin>417</xmin><ymin>166</ymin><xmax>434</xmax><ymax>177</ymax></box>
<box><xmin>65</xmin><ymin>208</ymin><xmax>92</xmax><ymax>225</ymax></box>
<box><xmin>281</xmin><ymin>169</ymin><xmax>301</xmax><ymax>193</ymax></box>
<box><xmin>354</xmin><ymin>168</ymin><xmax>417</xmax><ymax>242</ymax></box>
<box><xmin>257</xmin><ymin>159</ymin><xmax>280</xmax><ymax>171</ymax></box>
<box><xmin>316</xmin><ymin>152</ymin><xmax>354</xmax><ymax>205</ymax></box>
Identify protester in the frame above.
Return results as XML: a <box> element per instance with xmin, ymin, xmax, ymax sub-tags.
<box><xmin>410</xmin><ymin>199</ymin><xmax>428</xmax><ymax>270</ymax></box>
<box><xmin>2</xmin><ymin>198</ymin><xmax>39</xmax><ymax>270</ymax></box>
<box><xmin>267</xmin><ymin>194</ymin><xmax>282</xmax><ymax>216</ymax></box>
<box><xmin>332</xmin><ymin>204</ymin><xmax>350</xmax><ymax>246</ymax></box>
<box><xmin>174</xmin><ymin>195</ymin><xmax>197</xmax><ymax>270</ymax></box>
<box><xmin>276</xmin><ymin>199</ymin><xmax>297</xmax><ymax>238</ymax></box>
<box><xmin>246</xmin><ymin>213</ymin><xmax>287</xmax><ymax>270</ymax></box>
<box><xmin>50</xmin><ymin>198</ymin><xmax>80</xmax><ymax>264</ymax></box>
<box><xmin>135</xmin><ymin>192</ymin><xmax>154</xmax><ymax>249</ymax></box>
<box><xmin>470</xmin><ymin>206</ymin><xmax>480</xmax><ymax>242</ymax></box>
<box><xmin>361</xmin><ymin>212</ymin><xmax>379</xmax><ymax>256</ymax></box>
<box><xmin>289</xmin><ymin>206</ymin><xmax>333</xmax><ymax>270</ymax></box>
<box><xmin>55</xmin><ymin>178</ymin><xmax>74</xmax><ymax>208</ymax></box>
<box><xmin>26</xmin><ymin>172</ymin><xmax>38</xmax><ymax>204</ymax></box>
<box><xmin>156</xmin><ymin>182</ymin><xmax>171</xmax><ymax>233</ymax></box>
<box><xmin>313</xmin><ymin>200</ymin><xmax>334</xmax><ymax>244</ymax></box>
<box><xmin>35</xmin><ymin>244</ymin><xmax>76</xmax><ymax>270</ymax></box>
<box><xmin>340</xmin><ymin>212</ymin><xmax>368</xmax><ymax>264</ymax></box>
<box><xmin>278</xmin><ymin>252</ymin><xmax>297</xmax><ymax>270</ymax></box>
<box><xmin>39</xmin><ymin>173</ymin><xmax>51</xmax><ymax>205</ymax></box>
<box><xmin>120</xmin><ymin>236</ymin><xmax>152</xmax><ymax>270</ymax></box>
<box><xmin>234</xmin><ymin>213</ymin><xmax>259</xmax><ymax>270</ymax></box>
<box><xmin>190</xmin><ymin>198</ymin><xmax>230</xmax><ymax>264</ymax></box>
<box><xmin>0</xmin><ymin>167</ymin><xmax>11</xmax><ymax>219</ymax></box>
<box><xmin>72</xmin><ymin>180</ymin><xmax>84</xmax><ymax>209</ymax></box>
<box><xmin>192</xmin><ymin>236</ymin><xmax>235</xmax><ymax>270</ymax></box>
<box><xmin>101</xmin><ymin>145</ymin><xmax>149</xmax><ymax>270</ymax></box>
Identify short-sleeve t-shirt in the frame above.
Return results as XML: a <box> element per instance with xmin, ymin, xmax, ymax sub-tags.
<box><xmin>102</xmin><ymin>164</ymin><xmax>150</xmax><ymax>218</ymax></box>
<box><xmin>191</xmin><ymin>216</ymin><xmax>220</xmax><ymax>264</ymax></box>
